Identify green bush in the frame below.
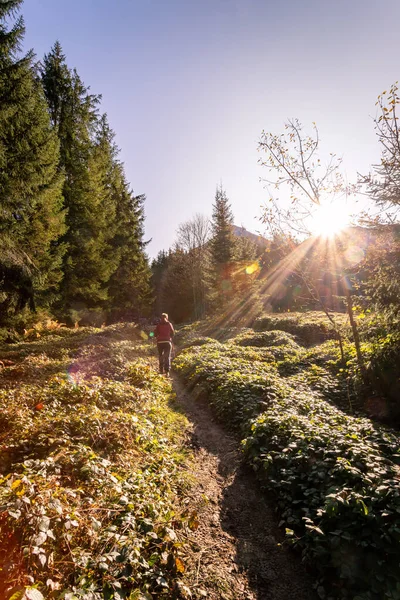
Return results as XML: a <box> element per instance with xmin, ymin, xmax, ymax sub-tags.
<box><xmin>253</xmin><ymin>312</ymin><xmax>346</xmax><ymax>346</ymax></box>
<box><xmin>181</xmin><ymin>336</ymin><xmax>216</xmax><ymax>349</ymax></box>
<box><xmin>345</xmin><ymin>314</ymin><xmax>400</xmax><ymax>422</ymax></box>
<box><xmin>365</xmin><ymin>331</ymin><xmax>400</xmax><ymax>416</ymax></box>
<box><xmin>0</xmin><ymin>328</ymin><xmax>19</xmax><ymax>344</ymax></box>
<box><xmin>172</xmin><ymin>322</ymin><xmax>202</xmax><ymax>346</ymax></box>
<box><xmin>174</xmin><ymin>329</ymin><xmax>400</xmax><ymax>600</ymax></box>
<box><xmin>232</xmin><ymin>329</ymin><xmax>300</xmax><ymax>348</ymax></box>
<box><xmin>244</xmin><ymin>399</ymin><xmax>400</xmax><ymax>600</ymax></box>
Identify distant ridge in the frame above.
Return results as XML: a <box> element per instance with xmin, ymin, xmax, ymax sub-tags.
<box><xmin>233</xmin><ymin>225</ymin><xmax>268</xmax><ymax>246</ymax></box>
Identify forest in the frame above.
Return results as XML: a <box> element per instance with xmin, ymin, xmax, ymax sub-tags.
<box><xmin>0</xmin><ymin>1</ymin><xmax>151</xmax><ymax>332</ymax></box>
<box><xmin>0</xmin><ymin>1</ymin><xmax>399</xmax><ymax>599</ymax></box>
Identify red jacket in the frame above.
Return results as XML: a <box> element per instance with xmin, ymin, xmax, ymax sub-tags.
<box><xmin>155</xmin><ymin>321</ymin><xmax>174</xmax><ymax>342</ymax></box>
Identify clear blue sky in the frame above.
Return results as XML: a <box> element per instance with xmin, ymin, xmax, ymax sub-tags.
<box><xmin>23</xmin><ymin>0</ymin><xmax>400</xmax><ymax>258</ymax></box>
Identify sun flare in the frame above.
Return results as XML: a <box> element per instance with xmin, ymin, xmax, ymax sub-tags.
<box><xmin>310</xmin><ymin>202</ymin><xmax>351</xmax><ymax>237</ymax></box>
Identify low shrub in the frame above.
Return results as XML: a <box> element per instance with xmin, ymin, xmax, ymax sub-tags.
<box><xmin>231</xmin><ymin>329</ymin><xmax>300</xmax><ymax>349</ymax></box>
<box><xmin>174</xmin><ymin>344</ymin><xmax>292</xmax><ymax>432</ymax></box>
<box><xmin>180</xmin><ymin>336</ymin><xmax>216</xmax><ymax>349</ymax></box>
<box><xmin>365</xmin><ymin>332</ymin><xmax>400</xmax><ymax>406</ymax></box>
<box><xmin>346</xmin><ymin>314</ymin><xmax>400</xmax><ymax>423</ymax></box>
<box><xmin>172</xmin><ymin>322</ymin><xmax>202</xmax><ymax>346</ymax></box>
<box><xmin>253</xmin><ymin>312</ymin><xmax>347</xmax><ymax>346</ymax></box>
<box><xmin>244</xmin><ymin>400</ymin><xmax>400</xmax><ymax>600</ymax></box>
<box><xmin>174</xmin><ymin>328</ymin><xmax>400</xmax><ymax>600</ymax></box>
<box><xmin>0</xmin><ymin>325</ymin><xmax>192</xmax><ymax>598</ymax></box>
<box><xmin>0</xmin><ymin>328</ymin><xmax>19</xmax><ymax>344</ymax></box>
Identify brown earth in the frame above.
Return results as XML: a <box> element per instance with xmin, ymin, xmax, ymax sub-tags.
<box><xmin>173</xmin><ymin>376</ymin><xmax>317</xmax><ymax>600</ymax></box>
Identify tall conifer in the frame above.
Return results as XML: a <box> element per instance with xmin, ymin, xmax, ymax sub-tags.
<box><xmin>108</xmin><ymin>182</ymin><xmax>152</xmax><ymax>319</ymax></box>
<box><xmin>41</xmin><ymin>45</ymin><xmax>116</xmax><ymax>314</ymax></box>
<box><xmin>41</xmin><ymin>43</ymin><xmax>152</xmax><ymax>320</ymax></box>
<box><xmin>0</xmin><ymin>0</ymin><xmax>65</xmax><ymax>316</ymax></box>
<box><xmin>209</xmin><ymin>184</ymin><xmax>236</xmax><ymax>304</ymax></box>
<box><xmin>210</xmin><ymin>185</ymin><xmax>236</xmax><ymax>264</ymax></box>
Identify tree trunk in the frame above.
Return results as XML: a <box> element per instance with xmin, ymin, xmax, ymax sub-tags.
<box><xmin>344</xmin><ymin>285</ymin><xmax>367</xmax><ymax>381</ymax></box>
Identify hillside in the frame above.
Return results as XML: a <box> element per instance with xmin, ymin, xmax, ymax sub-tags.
<box><xmin>0</xmin><ymin>311</ymin><xmax>399</xmax><ymax>599</ymax></box>
<box><xmin>232</xmin><ymin>225</ymin><xmax>269</xmax><ymax>246</ymax></box>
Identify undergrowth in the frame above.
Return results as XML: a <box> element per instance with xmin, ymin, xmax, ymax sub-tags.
<box><xmin>253</xmin><ymin>311</ymin><xmax>348</xmax><ymax>346</ymax></box>
<box><xmin>173</xmin><ymin>314</ymin><xmax>400</xmax><ymax>600</ymax></box>
<box><xmin>0</xmin><ymin>324</ymin><xmax>194</xmax><ymax>600</ymax></box>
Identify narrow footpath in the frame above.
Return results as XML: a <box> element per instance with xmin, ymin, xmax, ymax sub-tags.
<box><xmin>172</xmin><ymin>376</ymin><xmax>317</xmax><ymax>600</ymax></box>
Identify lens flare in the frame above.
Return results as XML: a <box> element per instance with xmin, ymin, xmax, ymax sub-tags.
<box><xmin>245</xmin><ymin>262</ymin><xmax>259</xmax><ymax>275</ymax></box>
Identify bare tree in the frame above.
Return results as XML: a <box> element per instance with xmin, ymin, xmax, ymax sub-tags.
<box><xmin>176</xmin><ymin>213</ymin><xmax>210</xmax><ymax>252</ymax></box>
<box><xmin>359</xmin><ymin>83</ymin><xmax>400</xmax><ymax>224</ymax></box>
<box><xmin>258</xmin><ymin>120</ymin><xmax>365</xmax><ymax>380</ymax></box>
<box><xmin>176</xmin><ymin>214</ymin><xmax>211</xmax><ymax>319</ymax></box>
<box><xmin>258</xmin><ymin>119</ymin><xmax>347</xmax><ymax>237</ymax></box>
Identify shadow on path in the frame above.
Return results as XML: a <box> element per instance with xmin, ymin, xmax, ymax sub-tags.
<box><xmin>172</xmin><ymin>375</ymin><xmax>317</xmax><ymax>600</ymax></box>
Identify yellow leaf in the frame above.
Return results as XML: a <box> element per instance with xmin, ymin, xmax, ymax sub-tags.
<box><xmin>11</xmin><ymin>479</ymin><xmax>22</xmax><ymax>490</ymax></box>
<box><xmin>188</xmin><ymin>511</ymin><xmax>199</xmax><ymax>531</ymax></box>
<box><xmin>175</xmin><ymin>557</ymin><xmax>185</xmax><ymax>573</ymax></box>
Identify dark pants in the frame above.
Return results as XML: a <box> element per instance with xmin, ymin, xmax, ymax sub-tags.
<box><xmin>157</xmin><ymin>342</ymin><xmax>172</xmax><ymax>373</ymax></box>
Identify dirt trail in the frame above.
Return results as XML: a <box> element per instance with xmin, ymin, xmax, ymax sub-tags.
<box><xmin>173</xmin><ymin>376</ymin><xmax>317</xmax><ymax>600</ymax></box>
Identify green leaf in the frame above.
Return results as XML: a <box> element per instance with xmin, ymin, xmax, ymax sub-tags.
<box><xmin>38</xmin><ymin>517</ymin><xmax>50</xmax><ymax>533</ymax></box>
<box><xmin>359</xmin><ymin>499</ymin><xmax>369</xmax><ymax>516</ymax></box>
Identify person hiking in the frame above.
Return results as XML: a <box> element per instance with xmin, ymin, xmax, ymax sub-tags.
<box><xmin>155</xmin><ymin>313</ymin><xmax>174</xmax><ymax>376</ymax></box>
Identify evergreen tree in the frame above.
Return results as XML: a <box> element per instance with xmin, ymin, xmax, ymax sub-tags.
<box><xmin>108</xmin><ymin>183</ymin><xmax>152</xmax><ymax>319</ymax></box>
<box><xmin>95</xmin><ymin>115</ymin><xmax>152</xmax><ymax>319</ymax></box>
<box><xmin>41</xmin><ymin>45</ymin><xmax>119</xmax><ymax>315</ymax></box>
<box><xmin>209</xmin><ymin>184</ymin><xmax>236</xmax><ymax>305</ymax></box>
<box><xmin>86</xmin><ymin>115</ymin><xmax>121</xmax><ymax>303</ymax></box>
<box><xmin>234</xmin><ymin>235</ymin><xmax>259</xmax><ymax>262</ymax></box>
<box><xmin>158</xmin><ymin>248</ymin><xmax>194</xmax><ymax>323</ymax></box>
<box><xmin>210</xmin><ymin>184</ymin><xmax>236</xmax><ymax>265</ymax></box>
<box><xmin>151</xmin><ymin>250</ymin><xmax>170</xmax><ymax>315</ymax></box>
<box><xmin>41</xmin><ymin>45</ymin><xmax>152</xmax><ymax>320</ymax></box>
<box><xmin>40</xmin><ymin>41</ymin><xmax>70</xmax><ymax>131</ymax></box>
<box><xmin>0</xmin><ymin>1</ymin><xmax>66</xmax><ymax>320</ymax></box>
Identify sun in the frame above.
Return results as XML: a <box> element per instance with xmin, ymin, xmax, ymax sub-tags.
<box><xmin>309</xmin><ymin>201</ymin><xmax>351</xmax><ymax>237</ymax></box>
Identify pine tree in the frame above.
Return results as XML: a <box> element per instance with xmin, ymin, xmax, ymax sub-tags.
<box><xmin>41</xmin><ymin>45</ymin><xmax>152</xmax><ymax>321</ymax></box>
<box><xmin>209</xmin><ymin>184</ymin><xmax>236</xmax><ymax>305</ymax></box>
<box><xmin>0</xmin><ymin>1</ymin><xmax>66</xmax><ymax>319</ymax></box>
<box><xmin>151</xmin><ymin>250</ymin><xmax>170</xmax><ymax>315</ymax></box>
<box><xmin>158</xmin><ymin>248</ymin><xmax>194</xmax><ymax>323</ymax></box>
<box><xmin>80</xmin><ymin>114</ymin><xmax>120</xmax><ymax>305</ymax></box>
<box><xmin>93</xmin><ymin>115</ymin><xmax>152</xmax><ymax>319</ymax></box>
<box><xmin>108</xmin><ymin>182</ymin><xmax>152</xmax><ymax>320</ymax></box>
<box><xmin>41</xmin><ymin>45</ymin><xmax>120</xmax><ymax>316</ymax></box>
<box><xmin>40</xmin><ymin>42</ymin><xmax>154</xmax><ymax>321</ymax></box>
<box><xmin>234</xmin><ymin>235</ymin><xmax>259</xmax><ymax>262</ymax></box>
<box><xmin>41</xmin><ymin>41</ymin><xmax>70</xmax><ymax>131</ymax></box>
<box><xmin>210</xmin><ymin>184</ymin><xmax>236</xmax><ymax>265</ymax></box>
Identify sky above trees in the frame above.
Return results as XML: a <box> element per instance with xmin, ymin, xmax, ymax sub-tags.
<box><xmin>23</xmin><ymin>0</ymin><xmax>400</xmax><ymax>257</ymax></box>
